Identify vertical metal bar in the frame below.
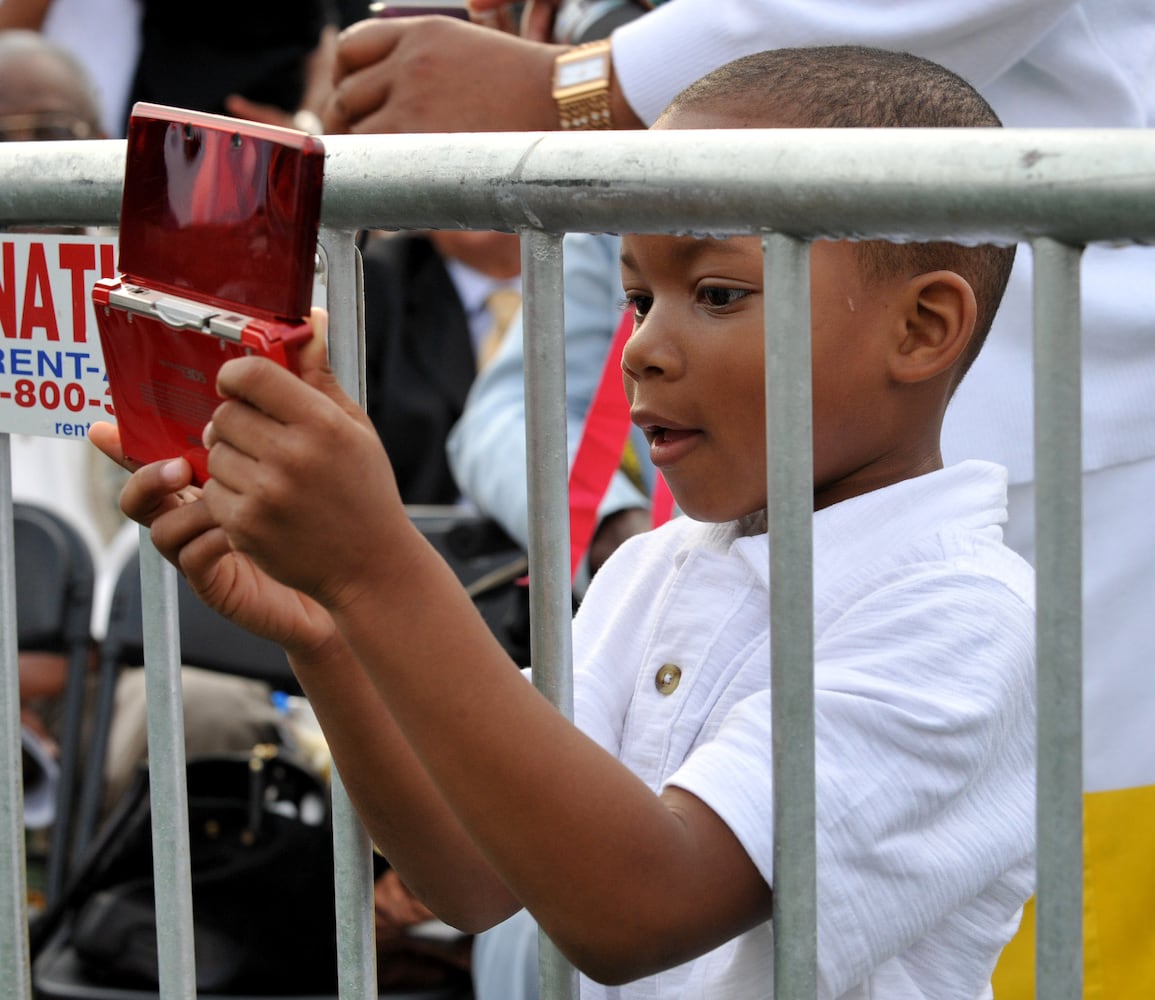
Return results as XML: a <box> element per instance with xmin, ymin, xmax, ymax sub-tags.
<box><xmin>0</xmin><ymin>435</ymin><xmax>32</xmax><ymax>1000</ymax></box>
<box><xmin>319</xmin><ymin>226</ymin><xmax>378</xmax><ymax>1000</ymax></box>
<box><xmin>330</xmin><ymin>775</ymin><xmax>376</xmax><ymax>1000</ymax></box>
<box><xmin>520</xmin><ymin>229</ymin><xmax>578</xmax><ymax>1000</ymax></box>
<box><xmin>320</xmin><ymin>227</ymin><xmax>366</xmax><ymax>408</ymax></box>
<box><xmin>763</xmin><ymin>233</ymin><xmax>818</xmax><ymax>1000</ymax></box>
<box><xmin>139</xmin><ymin>531</ymin><xmax>197</xmax><ymax>999</ymax></box>
<box><xmin>1031</xmin><ymin>237</ymin><xmax>1084</xmax><ymax>1000</ymax></box>
<box><xmin>45</xmin><ymin>638</ymin><xmax>89</xmax><ymax>905</ymax></box>
<box><xmin>71</xmin><ymin>645</ymin><xmax>120</xmax><ymax>862</ymax></box>
<box><xmin>522</xmin><ymin>229</ymin><xmax>575</xmax><ymax>712</ymax></box>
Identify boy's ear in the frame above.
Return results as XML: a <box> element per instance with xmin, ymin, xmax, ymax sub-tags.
<box><xmin>889</xmin><ymin>271</ymin><xmax>977</xmax><ymax>384</ymax></box>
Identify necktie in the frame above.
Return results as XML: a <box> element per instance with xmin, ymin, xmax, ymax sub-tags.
<box><xmin>477</xmin><ymin>288</ymin><xmax>522</xmax><ymax>370</ymax></box>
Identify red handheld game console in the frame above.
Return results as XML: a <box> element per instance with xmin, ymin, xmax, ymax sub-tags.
<box><xmin>94</xmin><ymin>103</ymin><xmax>325</xmax><ymax>484</ymax></box>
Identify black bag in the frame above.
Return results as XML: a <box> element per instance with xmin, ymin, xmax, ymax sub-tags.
<box><xmin>32</xmin><ymin>747</ymin><xmax>341</xmax><ymax>995</ymax></box>
<box><xmin>410</xmin><ymin>508</ymin><xmax>533</xmax><ymax>665</ymax></box>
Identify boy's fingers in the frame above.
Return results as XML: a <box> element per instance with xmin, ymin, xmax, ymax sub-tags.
<box><xmin>294</xmin><ymin>307</ymin><xmax>365</xmax><ymax>419</ymax></box>
<box><xmin>148</xmin><ymin>494</ymin><xmax>220</xmax><ymax>562</ymax></box>
<box><xmin>88</xmin><ymin>421</ymin><xmax>137</xmax><ymax>472</ymax></box>
<box><xmin>92</xmin><ymin>421</ymin><xmax>206</xmax><ymax>539</ymax></box>
<box><xmin>295</xmin><ymin>305</ymin><xmax>329</xmax><ymax>379</ymax></box>
<box><xmin>214</xmin><ymin>308</ymin><xmax>362</xmax><ymax>425</ymax></box>
<box><xmin>117</xmin><ymin>457</ymin><xmax>198</xmax><ymax>526</ymax></box>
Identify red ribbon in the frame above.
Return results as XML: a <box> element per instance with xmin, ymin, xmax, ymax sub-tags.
<box><xmin>567</xmin><ymin>309</ymin><xmax>673</xmax><ymax>581</ymax></box>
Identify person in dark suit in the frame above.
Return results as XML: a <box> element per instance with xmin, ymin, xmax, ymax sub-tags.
<box><xmin>126</xmin><ymin>0</ymin><xmax>332</xmax><ymax>133</ymax></box>
<box><xmin>360</xmin><ymin>228</ymin><xmax>522</xmax><ymax>505</ymax></box>
<box><xmin>359</xmin><ymin>227</ymin><xmax>525</xmax><ymax>994</ymax></box>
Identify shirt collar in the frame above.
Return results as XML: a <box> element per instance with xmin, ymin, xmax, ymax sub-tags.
<box><xmin>728</xmin><ymin>460</ymin><xmax>1010</xmax><ymax>591</ymax></box>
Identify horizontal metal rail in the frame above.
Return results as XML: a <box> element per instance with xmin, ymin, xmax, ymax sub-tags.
<box><xmin>0</xmin><ymin>129</ymin><xmax>1151</xmax><ymax>1000</ymax></box>
<box><xmin>0</xmin><ymin>129</ymin><xmax>1152</xmax><ymax>242</ymax></box>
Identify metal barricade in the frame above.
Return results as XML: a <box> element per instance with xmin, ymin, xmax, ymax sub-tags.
<box><xmin>1</xmin><ymin>127</ymin><xmax>1153</xmax><ymax>1000</ymax></box>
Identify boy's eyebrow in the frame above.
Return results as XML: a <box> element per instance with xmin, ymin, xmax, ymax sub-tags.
<box><xmin>620</xmin><ymin>236</ymin><xmax>752</xmax><ymax>273</ymax></box>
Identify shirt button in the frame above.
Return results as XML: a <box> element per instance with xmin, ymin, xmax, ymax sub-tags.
<box><xmin>655</xmin><ymin>663</ymin><xmax>682</xmax><ymax>695</ymax></box>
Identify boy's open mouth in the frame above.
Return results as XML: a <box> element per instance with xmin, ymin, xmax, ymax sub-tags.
<box><xmin>641</xmin><ymin>423</ymin><xmax>702</xmax><ymax>467</ymax></box>
<box><xmin>647</xmin><ymin>425</ymin><xmax>696</xmax><ymax>445</ymax></box>
<box><xmin>632</xmin><ymin>408</ymin><xmax>701</xmax><ymax>461</ymax></box>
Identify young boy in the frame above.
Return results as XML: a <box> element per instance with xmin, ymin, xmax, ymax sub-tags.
<box><xmin>92</xmin><ymin>46</ymin><xmax>1035</xmax><ymax>999</ymax></box>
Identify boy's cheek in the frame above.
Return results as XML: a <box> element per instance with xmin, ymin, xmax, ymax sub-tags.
<box><xmin>622</xmin><ymin>373</ymin><xmax>638</xmax><ymax>403</ymax></box>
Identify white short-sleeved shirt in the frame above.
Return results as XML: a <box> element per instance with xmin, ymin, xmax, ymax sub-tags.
<box><xmin>572</xmin><ymin>461</ymin><xmax>1036</xmax><ymax>999</ymax></box>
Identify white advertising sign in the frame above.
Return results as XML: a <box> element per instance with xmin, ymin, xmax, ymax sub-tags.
<box><xmin>0</xmin><ymin>233</ymin><xmax>118</xmax><ymax>439</ymax></box>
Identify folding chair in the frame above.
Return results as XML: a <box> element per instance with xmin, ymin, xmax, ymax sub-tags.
<box><xmin>13</xmin><ymin>501</ymin><xmax>96</xmax><ymax>906</ymax></box>
<box><xmin>33</xmin><ymin>548</ymin><xmax>467</xmax><ymax>1000</ymax></box>
<box><xmin>68</xmin><ymin>548</ymin><xmax>300</xmax><ymax>861</ymax></box>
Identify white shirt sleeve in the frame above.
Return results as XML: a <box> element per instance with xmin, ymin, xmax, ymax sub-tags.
<box><xmin>667</xmin><ymin>570</ymin><xmax>1035</xmax><ymax>997</ymax></box>
<box><xmin>611</xmin><ymin>0</ymin><xmax>1083</xmax><ymax>124</ymax></box>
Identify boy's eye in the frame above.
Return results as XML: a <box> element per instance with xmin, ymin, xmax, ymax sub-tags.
<box><xmin>700</xmin><ymin>286</ymin><xmax>751</xmax><ymax>308</ymax></box>
<box><xmin>624</xmin><ymin>294</ymin><xmax>653</xmax><ymax>319</ymax></box>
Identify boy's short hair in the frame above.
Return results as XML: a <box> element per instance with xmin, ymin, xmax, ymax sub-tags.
<box><xmin>663</xmin><ymin>46</ymin><xmax>1016</xmax><ymax>384</ymax></box>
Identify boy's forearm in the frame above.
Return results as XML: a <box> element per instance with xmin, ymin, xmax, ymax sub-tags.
<box><xmin>287</xmin><ymin>632</ymin><xmax>520</xmax><ymax>930</ymax></box>
<box><xmin>327</xmin><ymin>534</ymin><xmax>770</xmax><ymax>979</ymax></box>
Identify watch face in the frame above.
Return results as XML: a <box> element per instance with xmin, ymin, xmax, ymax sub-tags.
<box><xmin>556</xmin><ymin>54</ymin><xmax>609</xmax><ymax>89</ymax></box>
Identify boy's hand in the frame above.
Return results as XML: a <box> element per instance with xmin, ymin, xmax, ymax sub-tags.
<box><xmin>201</xmin><ymin>309</ymin><xmax>417</xmax><ymax>617</ymax></box>
<box><xmin>89</xmin><ymin>421</ymin><xmax>338</xmax><ymax>657</ymax></box>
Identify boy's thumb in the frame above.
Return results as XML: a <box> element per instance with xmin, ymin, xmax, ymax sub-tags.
<box><xmin>295</xmin><ymin>307</ymin><xmax>361</xmax><ymax>417</ymax></box>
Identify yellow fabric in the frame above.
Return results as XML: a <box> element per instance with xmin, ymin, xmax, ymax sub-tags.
<box><xmin>478</xmin><ymin>288</ymin><xmax>522</xmax><ymax>370</ymax></box>
<box><xmin>619</xmin><ymin>438</ymin><xmax>646</xmax><ymax>493</ymax></box>
<box><xmin>993</xmin><ymin>782</ymin><xmax>1155</xmax><ymax>999</ymax></box>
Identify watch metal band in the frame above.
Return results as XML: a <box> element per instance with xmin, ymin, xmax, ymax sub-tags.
<box><xmin>558</xmin><ymin>90</ymin><xmax>613</xmax><ymax>130</ymax></box>
<box><xmin>554</xmin><ymin>39</ymin><xmax>614</xmax><ymax>130</ymax></box>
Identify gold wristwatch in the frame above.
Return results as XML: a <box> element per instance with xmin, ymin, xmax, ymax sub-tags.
<box><xmin>552</xmin><ymin>40</ymin><xmax>614</xmax><ymax>130</ymax></box>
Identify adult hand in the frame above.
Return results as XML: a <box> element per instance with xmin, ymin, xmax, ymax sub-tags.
<box><xmin>470</xmin><ymin>0</ymin><xmax>560</xmax><ymax>41</ymax></box>
<box><xmin>373</xmin><ymin>869</ymin><xmax>472</xmax><ymax>991</ymax></box>
<box><xmin>588</xmin><ymin>506</ymin><xmax>650</xmax><ymax>574</ymax></box>
<box><xmin>325</xmin><ymin>15</ymin><xmax>563</xmax><ymax>134</ymax></box>
<box><xmin>374</xmin><ymin>868</ymin><xmax>436</xmax><ymax>943</ymax></box>
<box><xmin>223</xmin><ymin>94</ymin><xmax>296</xmax><ymax>130</ymax></box>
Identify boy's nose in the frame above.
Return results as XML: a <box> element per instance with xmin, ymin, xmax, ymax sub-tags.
<box><xmin>621</xmin><ymin>310</ymin><xmax>680</xmax><ymax>382</ymax></box>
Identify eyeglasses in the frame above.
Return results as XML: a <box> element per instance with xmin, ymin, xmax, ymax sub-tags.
<box><xmin>0</xmin><ymin>111</ymin><xmax>96</xmax><ymax>142</ymax></box>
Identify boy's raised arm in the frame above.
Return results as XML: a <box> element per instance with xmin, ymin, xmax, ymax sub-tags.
<box><xmin>96</xmin><ymin>317</ymin><xmax>771</xmax><ymax>980</ymax></box>
<box><xmin>328</xmin><ymin>535</ymin><xmax>773</xmax><ymax>980</ymax></box>
<box><xmin>88</xmin><ymin>372</ymin><xmax>523</xmax><ymax>930</ymax></box>
<box><xmin>190</xmin><ymin>324</ymin><xmax>772</xmax><ymax>982</ymax></box>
